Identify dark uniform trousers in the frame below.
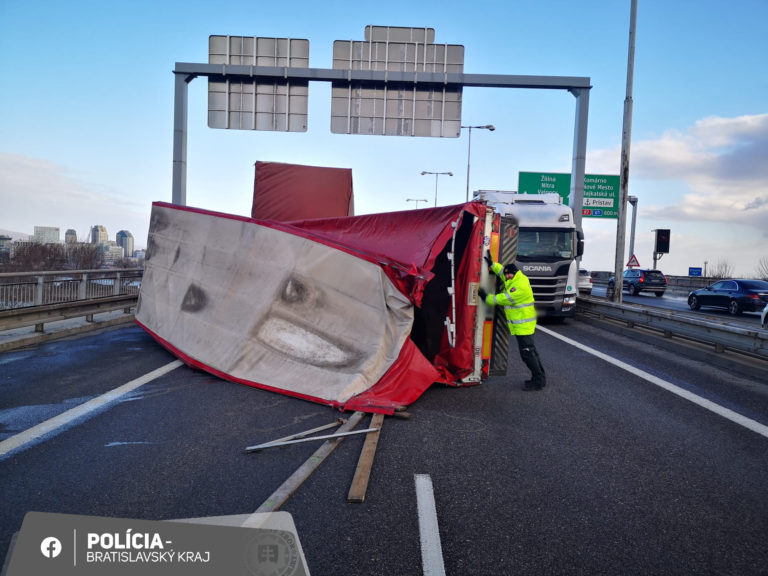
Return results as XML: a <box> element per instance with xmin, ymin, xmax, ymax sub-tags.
<box><xmin>516</xmin><ymin>334</ymin><xmax>546</xmax><ymax>386</ymax></box>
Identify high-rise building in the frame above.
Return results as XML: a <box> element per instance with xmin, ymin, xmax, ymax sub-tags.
<box><xmin>116</xmin><ymin>230</ymin><xmax>134</xmax><ymax>260</ymax></box>
<box><xmin>65</xmin><ymin>229</ymin><xmax>78</xmax><ymax>244</ymax></box>
<box><xmin>91</xmin><ymin>225</ymin><xmax>108</xmax><ymax>245</ymax></box>
<box><xmin>100</xmin><ymin>243</ymin><xmax>125</xmax><ymax>264</ymax></box>
<box><xmin>0</xmin><ymin>235</ymin><xmax>12</xmax><ymax>259</ymax></box>
<box><xmin>33</xmin><ymin>226</ymin><xmax>60</xmax><ymax>244</ymax></box>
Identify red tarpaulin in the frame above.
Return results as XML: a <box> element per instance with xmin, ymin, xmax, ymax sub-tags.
<box><xmin>252</xmin><ymin>161</ymin><xmax>354</xmax><ymax>221</ymax></box>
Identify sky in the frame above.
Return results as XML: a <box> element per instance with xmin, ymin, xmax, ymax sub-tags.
<box><xmin>1</xmin><ymin>0</ymin><xmax>766</xmax><ymax>277</ymax></box>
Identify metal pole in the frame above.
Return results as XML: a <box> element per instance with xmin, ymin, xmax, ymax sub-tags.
<box><xmin>245</xmin><ymin>419</ymin><xmax>346</xmax><ymax>452</ymax></box>
<box><xmin>628</xmin><ymin>195</ymin><xmax>638</xmax><ymax>259</ymax></box>
<box><xmin>612</xmin><ymin>0</ymin><xmax>637</xmax><ymax>302</ymax></box>
<box><xmin>421</xmin><ymin>171</ymin><xmax>452</xmax><ymax>207</ymax></box>
<box><xmin>172</xmin><ymin>72</ymin><xmax>194</xmax><ymax>206</ymax></box>
<box><xmin>465</xmin><ymin>126</ymin><xmax>472</xmax><ymax>202</ymax></box>
<box><xmin>570</xmin><ymin>89</ymin><xmax>589</xmax><ymax>233</ymax></box>
<box><xmin>244</xmin><ymin>427</ymin><xmax>381</xmax><ymax>452</ymax></box>
<box><xmin>407</xmin><ymin>198</ymin><xmax>428</xmax><ymax>209</ymax></box>
<box><xmin>461</xmin><ymin>125</ymin><xmax>494</xmax><ymax>202</ymax></box>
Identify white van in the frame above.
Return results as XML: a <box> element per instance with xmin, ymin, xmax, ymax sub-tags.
<box><xmin>578</xmin><ymin>269</ymin><xmax>592</xmax><ymax>296</ymax></box>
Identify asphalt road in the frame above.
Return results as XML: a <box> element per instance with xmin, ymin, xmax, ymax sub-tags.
<box><xmin>2</xmin><ymin>321</ymin><xmax>768</xmax><ymax>575</ymax></box>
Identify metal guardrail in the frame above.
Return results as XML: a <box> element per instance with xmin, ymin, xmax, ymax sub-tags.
<box><xmin>1</xmin><ymin>269</ymin><xmax>764</xmax><ymax>362</ymax></box>
<box><xmin>576</xmin><ymin>296</ymin><xmax>768</xmax><ymax>360</ymax></box>
<box><xmin>0</xmin><ymin>268</ymin><xmax>142</xmax><ymax>311</ymax></box>
<box><xmin>0</xmin><ymin>295</ymin><xmax>138</xmax><ymax>333</ymax></box>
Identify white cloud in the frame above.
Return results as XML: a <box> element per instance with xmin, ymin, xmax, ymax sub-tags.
<box><xmin>0</xmin><ymin>152</ymin><xmax>151</xmax><ymax>245</ymax></box>
<box><xmin>584</xmin><ymin>113</ymin><xmax>768</xmax><ymax>276</ymax></box>
<box><xmin>588</xmin><ymin>113</ymin><xmax>768</xmax><ymax>235</ymax></box>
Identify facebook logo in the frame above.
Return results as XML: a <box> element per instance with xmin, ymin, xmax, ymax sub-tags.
<box><xmin>40</xmin><ymin>537</ymin><xmax>62</xmax><ymax>558</ymax></box>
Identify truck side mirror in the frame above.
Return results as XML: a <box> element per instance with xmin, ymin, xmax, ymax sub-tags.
<box><xmin>576</xmin><ymin>229</ymin><xmax>584</xmax><ymax>257</ymax></box>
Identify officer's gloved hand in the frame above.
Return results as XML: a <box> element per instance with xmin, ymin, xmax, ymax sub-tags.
<box><xmin>478</xmin><ymin>288</ymin><xmax>488</xmax><ymax>301</ymax></box>
<box><xmin>484</xmin><ymin>250</ymin><xmax>493</xmax><ymax>268</ymax></box>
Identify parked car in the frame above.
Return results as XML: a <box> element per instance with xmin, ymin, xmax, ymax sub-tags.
<box><xmin>607</xmin><ymin>269</ymin><xmax>667</xmax><ymax>297</ymax></box>
<box><xmin>687</xmin><ymin>279</ymin><xmax>768</xmax><ymax>316</ymax></box>
<box><xmin>578</xmin><ymin>268</ymin><xmax>592</xmax><ymax>296</ymax></box>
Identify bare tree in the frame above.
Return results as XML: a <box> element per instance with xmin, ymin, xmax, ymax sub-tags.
<box><xmin>710</xmin><ymin>258</ymin><xmax>734</xmax><ymax>279</ymax></box>
<box><xmin>67</xmin><ymin>243</ymin><xmax>104</xmax><ymax>270</ymax></box>
<box><xmin>6</xmin><ymin>243</ymin><xmax>67</xmax><ymax>271</ymax></box>
<box><xmin>112</xmin><ymin>258</ymin><xmax>136</xmax><ymax>269</ymax></box>
<box><xmin>756</xmin><ymin>256</ymin><xmax>768</xmax><ymax>280</ymax></box>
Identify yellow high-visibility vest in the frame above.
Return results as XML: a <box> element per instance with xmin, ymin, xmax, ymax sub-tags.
<box><xmin>484</xmin><ymin>262</ymin><xmax>537</xmax><ymax>336</ymax></box>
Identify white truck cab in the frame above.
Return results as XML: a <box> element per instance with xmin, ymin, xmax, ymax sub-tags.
<box><xmin>474</xmin><ymin>190</ymin><xmax>584</xmax><ymax>318</ymax></box>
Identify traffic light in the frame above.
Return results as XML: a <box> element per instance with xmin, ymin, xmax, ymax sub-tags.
<box><xmin>655</xmin><ymin>229</ymin><xmax>670</xmax><ymax>254</ymax></box>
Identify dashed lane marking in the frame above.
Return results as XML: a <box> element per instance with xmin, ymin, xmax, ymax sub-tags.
<box><xmin>415</xmin><ymin>473</ymin><xmax>446</xmax><ymax>576</ymax></box>
<box><xmin>0</xmin><ymin>360</ymin><xmax>183</xmax><ymax>458</ymax></box>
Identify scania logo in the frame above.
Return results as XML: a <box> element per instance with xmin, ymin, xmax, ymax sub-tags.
<box><xmin>522</xmin><ymin>265</ymin><xmax>553</xmax><ymax>272</ymax></box>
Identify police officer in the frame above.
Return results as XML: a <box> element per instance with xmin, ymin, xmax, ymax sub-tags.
<box><xmin>478</xmin><ymin>252</ymin><xmax>547</xmax><ymax>390</ymax></box>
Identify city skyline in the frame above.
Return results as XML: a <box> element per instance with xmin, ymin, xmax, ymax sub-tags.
<box><xmin>0</xmin><ymin>224</ymin><xmax>140</xmax><ymax>265</ymax></box>
<box><xmin>0</xmin><ymin>224</ymin><xmax>135</xmax><ymax>244</ymax></box>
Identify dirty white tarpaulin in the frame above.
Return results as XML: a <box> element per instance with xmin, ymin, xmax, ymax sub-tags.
<box><xmin>136</xmin><ymin>200</ymin><xmax>490</xmax><ymax>413</ymax></box>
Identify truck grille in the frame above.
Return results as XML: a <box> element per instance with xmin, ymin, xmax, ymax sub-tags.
<box><xmin>528</xmin><ymin>275</ymin><xmax>568</xmax><ymax>306</ymax></box>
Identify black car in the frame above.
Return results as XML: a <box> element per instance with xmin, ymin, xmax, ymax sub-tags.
<box><xmin>607</xmin><ymin>269</ymin><xmax>667</xmax><ymax>297</ymax></box>
<box><xmin>688</xmin><ymin>279</ymin><xmax>768</xmax><ymax>315</ymax></box>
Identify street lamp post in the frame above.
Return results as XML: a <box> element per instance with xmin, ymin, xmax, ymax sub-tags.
<box><xmin>460</xmin><ymin>124</ymin><xmax>495</xmax><ymax>202</ymax></box>
<box><xmin>406</xmin><ymin>198</ymin><xmax>429</xmax><ymax>209</ymax></box>
<box><xmin>421</xmin><ymin>171</ymin><xmax>453</xmax><ymax>207</ymax></box>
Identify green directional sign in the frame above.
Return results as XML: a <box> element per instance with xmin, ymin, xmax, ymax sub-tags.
<box><xmin>517</xmin><ymin>172</ymin><xmax>619</xmax><ymax>219</ymax></box>
<box><xmin>582</xmin><ymin>174</ymin><xmax>619</xmax><ymax>218</ymax></box>
<box><xmin>518</xmin><ymin>171</ymin><xmax>571</xmax><ymax>199</ymax></box>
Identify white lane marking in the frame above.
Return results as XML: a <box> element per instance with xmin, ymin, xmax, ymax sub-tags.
<box><xmin>415</xmin><ymin>474</ymin><xmax>446</xmax><ymax>576</ymax></box>
<box><xmin>538</xmin><ymin>325</ymin><xmax>768</xmax><ymax>440</ymax></box>
<box><xmin>0</xmin><ymin>360</ymin><xmax>183</xmax><ymax>458</ymax></box>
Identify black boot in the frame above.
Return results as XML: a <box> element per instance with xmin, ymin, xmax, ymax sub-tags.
<box><xmin>523</xmin><ymin>379</ymin><xmax>538</xmax><ymax>391</ymax></box>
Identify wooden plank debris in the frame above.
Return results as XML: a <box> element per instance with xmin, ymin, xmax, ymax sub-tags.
<box><xmin>347</xmin><ymin>413</ymin><xmax>385</xmax><ymax>503</ymax></box>
<box><xmin>253</xmin><ymin>411</ymin><xmax>366</xmax><ymax>514</ymax></box>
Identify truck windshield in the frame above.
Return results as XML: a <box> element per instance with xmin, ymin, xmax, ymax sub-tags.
<box><xmin>517</xmin><ymin>230</ymin><xmax>573</xmax><ymax>261</ymax></box>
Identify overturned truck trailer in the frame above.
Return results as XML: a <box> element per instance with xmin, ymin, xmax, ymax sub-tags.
<box><xmin>136</xmin><ymin>200</ymin><xmax>511</xmax><ymax>414</ymax></box>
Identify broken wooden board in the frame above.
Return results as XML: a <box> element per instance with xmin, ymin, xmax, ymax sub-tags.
<box><xmin>347</xmin><ymin>413</ymin><xmax>385</xmax><ymax>503</ymax></box>
<box><xmin>255</xmin><ymin>411</ymin><xmax>366</xmax><ymax>514</ymax></box>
